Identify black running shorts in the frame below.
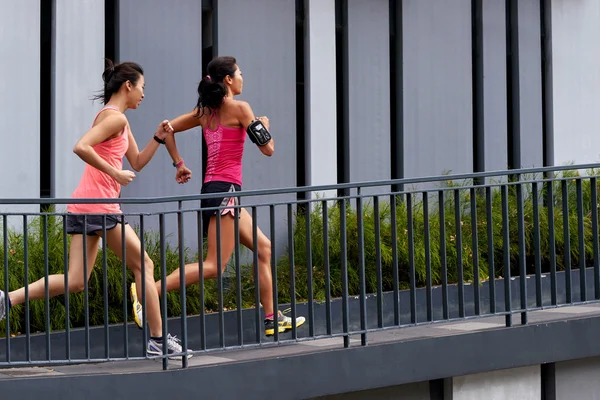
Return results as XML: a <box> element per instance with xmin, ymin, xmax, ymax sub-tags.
<box><xmin>65</xmin><ymin>214</ymin><xmax>129</xmax><ymax>236</ymax></box>
<box><xmin>200</xmin><ymin>181</ymin><xmax>242</xmax><ymax>235</ymax></box>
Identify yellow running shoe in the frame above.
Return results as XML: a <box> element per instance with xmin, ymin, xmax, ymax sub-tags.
<box><xmin>277</xmin><ymin>309</ymin><xmax>306</xmax><ymax>331</ymax></box>
<box><xmin>130</xmin><ymin>282</ymin><xmax>144</xmax><ymax>329</ymax></box>
<box><xmin>264</xmin><ymin>316</ymin><xmax>286</xmax><ymax>336</ymax></box>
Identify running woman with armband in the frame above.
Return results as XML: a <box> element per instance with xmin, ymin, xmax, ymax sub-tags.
<box><xmin>129</xmin><ymin>56</ymin><xmax>305</xmax><ymax>336</ymax></box>
<box><xmin>0</xmin><ymin>60</ymin><xmax>191</xmax><ymax>360</ymax></box>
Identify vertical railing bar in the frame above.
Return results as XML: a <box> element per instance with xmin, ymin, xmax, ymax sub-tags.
<box><xmin>576</xmin><ymin>179</ymin><xmax>586</xmax><ymax>302</ymax></box>
<box><xmin>532</xmin><ymin>182</ymin><xmax>542</xmax><ymax>307</ymax></box>
<box><xmin>197</xmin><ymin>211</ymin><xmax>206</xmax><ymax>350</ymax></box>
<box><xmin>305</xmin><ymin>202</ymin><xmax>315</xmax><ymax>338</ymax></box>
<box><xmin>43</xmin><ymin>215</ymin><xmax>51</xmax><ymax>361</ymax></box>
<box><xmin>121</xmin><ymin>216</ymin><xmax>128</xmax><ymax>358</ymax></box>
<box><xmin>390</xmin><ymin>195</ymin><xmax>400</xmax><ymax>326</ymax></box>
<box><xmin>591</xmin><ymin>177</ymin><xmax>599</xmax><ymax>300</ymax></box>
<box><xmin>102</xmin><ymin>216</ymin><xmax>109</xmax><ymax>360</ymax></box>
<box><xmin>516</xmin><ymin>182</ymin><xmax>528</xmax><ymax>324</ymax></box>
<box><xmin>234</xmin><ymin>208</ymin><xmax>243</xmax><ymax>346</ymax></box>
<box><xmin>562</xmin><ymin>180</ymin><xmax>572</xmax><ymax>304</ymax></box>
<box><xmin>470</xmin><ymin>188</ymin><xmax>481</xmax><ymax>316</ymax></box>
<box><xmin>251</xmin><ymin>207</ymin><xmax>260</xmax><ymax>345</ymax></box>
<box><xmin>486</xmin><ymin>187</ymin><xmax>496</xmax><ymax>314</ymax></box>
<box><xmin>407</xmin><ymin>193</ymin><xmax>417</xmax><ymax>324</ymax></box>
<box><xmin>374</xmin><ymin>196</ymin><xmax>383</xmax><ymax>328</ymax></box>
<box><xmin>454</xmin><ymin>190</ymin><xmax>465</xmax><ymax>319</ymax></box>
<box><xmin>62</xmin><ymin>216</ymin><xmax>69</xmax><ymax>361</ymax></box>
<box><xmin>340</xmin><ymin>198</ymin><xmax>350</xmax><ymax>347</ymax></box>
<box><xmin>159</xmin><ymin>214</ymin><xmax>168</xmax><ymax>370</ymax></box>
<box><xmin>439</xmin><ymin>191</ymin><xmax>449</xmax><ymax>320</ymax></box>
<box><xmin>177</xmin><ymin>203</ymin><xmax>188</xmax><ymax>368</ymax></box>
<box><xmin>82</xmin><ymin>215</ymin><xmax>90</xmax><ymax>360</ymax></box>
<box><xmin>139</xmin><ymin>215</ymin><xmax>147</xmax><ymax>358</ymax></box>
<box><xmin>501</xmin><ymin>186</ymin><xmax>512</xmax><ymax>327</ymax></box>
<box><xmin>216</xmin><ymin>211</ymin><xmax>225</xmax><ymax>348</ymax></box>
<box><xmin>547</xmin><ymin>180</ymin><xmax>557</xmax><ymax>305</ymax></box>
<box><xmin>3</xmin><ymin>215</ymin><xmax>11</xmax><ymax>362</ymax></box>
<box><xmin>323</xmin><ymin>201</ymin><xmax>332</xmax><ymax>335</ymax></box>
<box><xmin>423</xmin><ymin>193</ymin><xmax>433</xmax><ymax>322</ymax></box>
<box><xmin>287</xmin><ymin>204</ymin><xmax>297</xmax><ymax>340</ymax></box>
<box><xmin>270</xmin><ymin>205</ymin><xmax>279</xmax><ymax>342</ymax></box>
<box><xmin>357</xmin><ymin>193</ymin><xmax>367</xmax><ymax>345</ymax></box>
<box><xmin>23</xmin><ymin>215</ymin><xmax>30</xmax><ymax>362</ymax></box>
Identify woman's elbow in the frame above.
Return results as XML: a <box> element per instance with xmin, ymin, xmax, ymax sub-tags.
<box><xmin>73</xmin><ymin>143</ymin><xmax>86</xmax><ymax>158</ymax></box>
<box><xmin>130</xmin><ymin>159</ymin><xmax>145</xmax><ymax>172</ymax></box>
<box><xmin>262</xmin><ymin>144</ymin><xmax>274</xmax><ymax>157</ymax></box>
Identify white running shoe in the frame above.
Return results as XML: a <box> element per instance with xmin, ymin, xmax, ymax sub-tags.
<box><xmin>147</xmin><ymin>334</ymin><xmax>193</xmax><ymax>360</ymax></box>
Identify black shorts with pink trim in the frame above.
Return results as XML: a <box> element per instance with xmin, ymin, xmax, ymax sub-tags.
<box><xmin>200</xmin><ymin>181</ymin><xmax>242</xmax><ymax>234</ymax></box>
<box><xmin>65</xmin><ymin>213</ymin><xmax>128</xmax><ymax>236</ymax></box>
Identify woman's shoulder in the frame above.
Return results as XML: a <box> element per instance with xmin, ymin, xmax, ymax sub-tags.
<box><xmin>93</xmin><ymin>108</ymin><xmax>128</xmax><ymax>128</ymax></box>
<box><xmin>226</xmin><ymin>99</ymin><xmax>253</xmax><ymax>117</ymax></box>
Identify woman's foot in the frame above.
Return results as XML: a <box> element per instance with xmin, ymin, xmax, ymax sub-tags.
<box><xmin>147</xmin><ymin>334</ymin><xmax>193</xmax><ymax>360</ymax></box>
<box><xmin>264</xmin><ymin>310</ymin><xmax>306</xmax><ymax>336</ymax></box>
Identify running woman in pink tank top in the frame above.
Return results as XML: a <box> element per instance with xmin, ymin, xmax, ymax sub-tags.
<box><xmin>0</xmin><ymin>60</ymin><xmax>190</xmax><ymax>360</ymax></box>
<box><xmin>128</xmin><ymin>56</ymin><xmax>305</xmax><ymax>336</ymax></box>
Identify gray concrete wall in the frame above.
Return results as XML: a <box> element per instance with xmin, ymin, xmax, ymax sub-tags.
<box><xmin>53</xmin><ymin>0</ymin><xmax>105</xmax><ymax>204</ymax></box>
<box><xmin>315</xmin><ymin>381</ymin><xmax>430</xmax><ymax>400</ymax></box>
<box><xmin>347</xmin><ymin>0</ymin><xmax>391</xmax><ymax>190</ymax></box>
<box><xmin>445</xmin><ymin>365</ymin><xmax>541</xmax><ymax>400</ymax></box>
<box><xmin>0</xmin><ymin>1</ymin><xmax>41</xmax><ymax>218</ymax></box>
<box><xmin>555</xmin><ymin>357</ymin><xmax>600</xmax><ymax>400</ymax></box>
<box><xmin>402</xmin><ymin>0</ymin><xmax>473</xmax><ymax>179</ymax></box>
<box><xmin>3</xmin><ymin>0</ymin><xmax>600</xmax><ymax>235</ymax></box>
<box><xmin>482</xmin><ymin>0</ymin><xmax>508</xmax><ymax>172</ymax></box>
<box><xmin>117</xmin><ymin>0</ymin><xmax>204</xmax><ymax>249</ymax></box>
<box><xmin>551</xmin><ymin>0</ymin><xmax>600</xmax><ymax>167</ymax></box>
<box><xmin>516</xmin><ymin>0</ymin><xmax>544</xmax><ymax>169</ymax></box>
<box><xmin>305</xmin><ymin>0</ymin><xmax>337</xmax><ymax>199</ymax></box>
<box><xmin>217</xmin><ymin>0</ymin><xmax>297</xmax><ymax>256</ymax></box>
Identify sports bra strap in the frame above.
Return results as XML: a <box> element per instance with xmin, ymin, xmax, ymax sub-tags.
<box><xmin>92</xmin><ymin>106</ymin><xmax>121</xmax><ymax>125</ymax></box>
<box><xmin>206</xmin><ymin>108</ymin><xmax>221</xmax><ymax>130</ymax></box>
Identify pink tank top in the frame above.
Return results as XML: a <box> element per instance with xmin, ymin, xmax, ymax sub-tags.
<box><xmin>67</xmin><ymin>106</ymin><xmax>129</xmax><ymax>214</ymax></box>
<box><xmin>203</xmin><ymin>109</ymin><xmax>246</xmax><ymax>186</ymax></box>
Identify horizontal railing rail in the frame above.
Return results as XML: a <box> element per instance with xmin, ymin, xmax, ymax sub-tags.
<box><xmin>0</xmin><ymin>162</ymin><xmax>598</xmax><ymax>205</ymax></box>
<box><xmin>1</xmin><ymin>163</ymin><xmax>599</xmax><ymax>370</ymax></box>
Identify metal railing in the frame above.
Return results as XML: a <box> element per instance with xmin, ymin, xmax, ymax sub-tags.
<box><xmin>1</xmin><ymin>163</ymin><xmax>600</xmax><ymax>370</ymax></box>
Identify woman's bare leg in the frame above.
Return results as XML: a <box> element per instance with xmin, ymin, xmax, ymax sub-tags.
<box><xmin>155</xmin><ymin>214</ymin><xmax>236</xmax><ymax>292</ymax></box>
<box><xmin>103</xmin><ymin>224</ymin><xmax>163</xmax><ymax>338</ymax></box>
<box><xmin>236</xmin><ymin>208</ymin><xmax>274</xmax><ymax>316</ymax></box>
<box><xmin>8</xmin><ymin>234</ymin><xmax>100</xmax><ymax>305</ymax></box>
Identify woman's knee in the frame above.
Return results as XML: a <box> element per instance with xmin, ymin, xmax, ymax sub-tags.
<box><xmin>258</xmin><ymin>240</ymin><xmax>271</xmax><ymax>263</ymax></box>
<box><xmin>67</xmin><ymin>278</ymin><xmax>86</xmax><ymax>293</ymax></box>
<box><xmin>200</xmin><ymin>258</ymin><xmax>226</xmax><ymax>279</ymax></box>
<box><xmin>130</xmin><ymin>255</ymin><xmax>155</xmax><ymax>277</ymax></box>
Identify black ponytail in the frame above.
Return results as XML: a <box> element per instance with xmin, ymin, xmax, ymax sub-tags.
<box><xmin>92</xmin><ymin>59</ymin><xmax>144</xmax><ymax>104</ymax></box>
<box><xmin>195</xmin><ymin>56</ymin><xmax>237</xmax><ymax>116</ymax></box>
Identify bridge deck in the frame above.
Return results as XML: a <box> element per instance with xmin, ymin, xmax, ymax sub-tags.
<box><xmin>1</xmin><ymin>303</ymin><xmax>599</xmax><ymax>380</ymax></box>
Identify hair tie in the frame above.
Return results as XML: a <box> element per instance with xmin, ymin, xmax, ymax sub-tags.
<box><xmin>105</xmin><ymin>65</ymin><xmax>116</xmax><ymax>83</ymax></box>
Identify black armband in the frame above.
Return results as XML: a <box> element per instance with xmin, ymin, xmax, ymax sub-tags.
<box><xmin>246</xmin><ymin>120</ymin><xmax>272</xmax><ymax>146</ymax></box>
